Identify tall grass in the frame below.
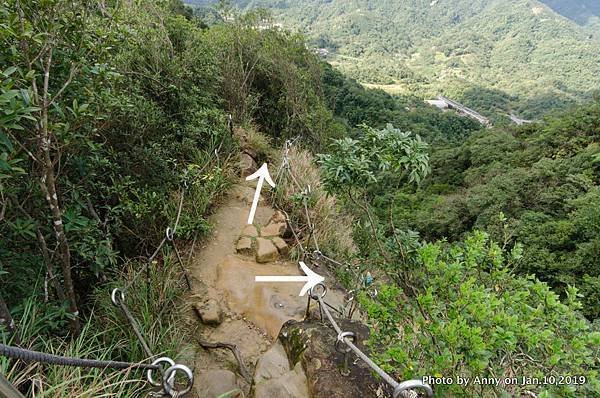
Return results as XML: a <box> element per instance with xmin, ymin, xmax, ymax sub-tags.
<box><xmin>2</xmin><ymin>253</ymin><xmax>196</xmax><ymax>397</ymax></box>
<box><xmin>270</xmin><ymin>143</ymin><xmax>356</xmax><ymax>260</ymax></box>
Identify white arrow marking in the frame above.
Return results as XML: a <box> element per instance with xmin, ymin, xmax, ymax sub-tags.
<box><xmin>245</xmin><ymin>163</ymin><xmax>275</xmax><ymax>224</ymax></box>
<box><xmin>255</xmin><ymin>261</ymin><xmax>325</xmax><ymax>296</ymax></box>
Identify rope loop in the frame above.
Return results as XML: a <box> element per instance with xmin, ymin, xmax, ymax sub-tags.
<box><xmin>147</xmin><ymin>357</ymin><xmax>175</xmax><ymax>387</ymax></box>
<box><xmin>110</xmin><ymin>288</ymin><xmax>125</xmax><ymax>306</ymax></box>
<box><xmin>166</xmin><ymin>227</ymin><xmax>175</xmax><ymax>241</ymax></box>
<box><xmin>335</xmin><ymin>331</ymin><xmax>356</xmax><ymax>354</ymax></box>
<box><xmin>302</xmin><ymin>185</ymin><xmax>311</xmax><ymax>196</ymax></box>
<box><xmin>309</xmin><ymin>283</ymin><xmax>327</xmax><ymax>300</ymax></box>
<box><xmin>393</xmin><ymin>380</ymin><xmax>434</xmax><ymax>398</ymax></box>
<box><xmin>163</xmin><ymin>363</ymin><xmax>194</xmax><ymax>397</ymax></box>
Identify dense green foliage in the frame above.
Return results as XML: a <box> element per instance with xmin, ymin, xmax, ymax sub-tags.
<box><xmin>0</xmin><ymin>0</ymin><xmax>232</xmax><ymax>327</ymax></box>
<box><xmin>362</xmin><ymin>232</ymin><xmax>599</xmax><ymax>397</ymax></box>
<box><xmin>391</xmin><ymin>100</ymin><xmax>600</xmax><ymax>319</ymax></box>
<box><xmin>206</xmin><ymin>9</ymin><xmax>344</xmax><ymax>149</ymax></box>
<box><xmin>318</xmin><ymin>105</ymin><xmax>599</xmax><ymax>397</ymax></box>
<box><xmin>195</xmin><ymin>0</ymin><xmax>600</xmax><ymax>121</ymax></box>
<box><xmin>319</xmin><ymin>124</ymin><xmax>430</xmax><ymax>192</ymax></box>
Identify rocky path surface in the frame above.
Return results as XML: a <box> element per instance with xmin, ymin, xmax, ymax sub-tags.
<box><xmin>187</xmin><ymin>181</ymin><xmax>349</xmax><ymax>397</ymax></box>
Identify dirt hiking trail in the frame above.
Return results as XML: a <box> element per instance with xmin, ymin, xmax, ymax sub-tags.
<box><xmin>187</xmin><ymin>181</ymin><xmax>348</xmax><ymax>397</ymax></box>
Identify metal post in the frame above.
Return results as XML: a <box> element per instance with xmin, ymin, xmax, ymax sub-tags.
<box><xmin>341</xmin><ymin>351</ymin><xmax>350</xmax><ymax>376</ymax></box>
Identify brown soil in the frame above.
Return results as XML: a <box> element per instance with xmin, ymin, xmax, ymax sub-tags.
<box><xmin>187</xmin><ymin>183</ymin><xmax>348</xmax><ymax>396</ymax></box>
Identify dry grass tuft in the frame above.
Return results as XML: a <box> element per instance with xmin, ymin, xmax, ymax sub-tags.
<box><xmin>233</xmin><ymin>123</ymin><xmax>276</xmax><ymax>163</ymax></box>
<box><xmin>271</xmin><ymin>144</ymin><xmax>356</xmax><ymax>258</ymax></box>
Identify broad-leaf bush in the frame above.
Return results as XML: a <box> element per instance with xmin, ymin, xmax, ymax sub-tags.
<box><xmin>361</xmin><ymin>232</ymin><xmax>599</xmax><ymax>397</ymax></box>
<box><xmin>319</xmin><ymin>123</ymin><xmax>430</xmax><ymax>192</ymax></box>
<box><xmin>318</xmin><ymin>123</ymin><xmax>429</xmax><ymax>277</ymax></box>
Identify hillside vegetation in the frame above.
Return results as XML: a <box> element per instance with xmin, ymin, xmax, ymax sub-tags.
<box><xmin>320</xmin><ymin>63</ymin><xmax>482</xmax><ymax>144</ymax></box>
<box><xmin>316</xmin><ymin>113</ymin><xmax>599</xmax><ymax>397</ymax></box>
<box><xmin>0</xmin><ymin>0</ymin><xmax>342</xmax><ymax>394</ymax></box>
<box><xmin>1</xmin><ymin>1</ymin><xmax>598</xmax><ymax>397</ymax></box>
<box><xmin>190</xmin><ymin>0</ymin><xmax>600</xmax><ymax>121</ymax></box>
<box><xmin>389</xmin><ymin>99</ymin><xmax>600</xmax><ymax>320</ymax></box>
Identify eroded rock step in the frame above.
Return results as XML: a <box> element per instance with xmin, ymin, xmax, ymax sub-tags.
<box><xmin>191</xmin><ymin>180</ymin><xmax>368</xmax><ymax>398</ymax></box>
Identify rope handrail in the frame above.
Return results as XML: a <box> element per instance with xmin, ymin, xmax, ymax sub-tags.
<box><xmin>0</xmin><ymin>344</ymin><xmax>160</xmax><ymax>370</ymax></box>
<box><xmin>110</xmin><ymin>288</ymin><xmax>154</xmax><ymax>359</ymax></box>
<box><xmin>107</xmin><ymin>178</ymin><xmax>195</xmax><ymax>397</ymax></box>
<box><xmin>276</xmin><ymin>139</ymin><xmax>433</xmax><ymax>398</ymax></box>
<box><xmin>123</xmin><ymin>179</ymin><xmax>190</xmax><ymax>293</ymax></box>
<box><xmin>113</xmin><ymin>178</ymin><xmax>193</xmax><ymax>356</ymax></box>
<box><xmin>103</xmin><ymin>134</ymin><xmax>232</xmax><ymax>395</ymax></box>
<box><xmin>311</xmin><ymin>286</ymin><xmax>433</xmax><ymax>398</ymax></box>
<box><xmin>0</xmin><ymin>345</ymin><xmax>194</xmax><ymax>397</ymax></box>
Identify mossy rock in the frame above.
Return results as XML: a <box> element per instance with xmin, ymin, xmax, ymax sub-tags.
<box><xmin>278</xmin><ymin>318</ymin><xmax>390</xmax><ymax>397</ymax></box>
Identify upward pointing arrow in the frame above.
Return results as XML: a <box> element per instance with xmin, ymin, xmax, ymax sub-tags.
<box><xmin>245</xmin><ymin>163</ymin><xmax>275</xmax><ymax>224</ymax></box>
<box><xmin>255</xmin><ymin>261</ymin><xmax>325</xmax><ymax>296</ymax></box>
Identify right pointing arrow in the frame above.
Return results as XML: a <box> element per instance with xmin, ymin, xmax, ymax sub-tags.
<box><xmin>255</xmin><ymin>261</ymin><xmax>325</xmax><ymax>296</ymax></box>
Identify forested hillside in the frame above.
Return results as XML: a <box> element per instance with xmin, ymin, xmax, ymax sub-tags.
<box><xmin>1</xmin><ymin>1</ymin><xmax>599</xmax><ymax>397</ymax></box>
<box><xmin>389</xmin><ymin>100</ymin><xmax>600</xmax><ymax>319</ymax></box>
<box><xmin>190</xmin><ymin>0</ymin><xmax>600</xmax><ymax>121</ymax></box>
<box><xmin>320</xmin><ymin>64</ymin><xmax>482</xmax><ymax>144</ymax></box>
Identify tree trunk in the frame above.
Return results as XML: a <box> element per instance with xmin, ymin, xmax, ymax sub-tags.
<box><xmin>37</xmin><ymin>228</ymin><xmax>66</xmax><ymax>303</ymax></box>
<box><xmin>35</xmin><ymin>49</ymin><xmax>80</xmax><ymax>335</ymax></box>
<box><xmin>38</xmin><ymin>130</ymin><xmax>80</xmax><ymax>336</ymax></box>
<box><xmin>346</xmin><ymin>189</ymin><xmax>391</xmax><ymax>263</ymax></box>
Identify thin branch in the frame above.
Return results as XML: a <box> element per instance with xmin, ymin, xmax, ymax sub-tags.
<box><xmin>48</xmin><ymin>63</ymin><xmax>79</xmax><ymax>107</ymax></box>
<box><xmin>388</xmin><ymin>203</ymin><xmax>406</xmax><ymax>261</ymax></box>
<box><xmin>345</xmin><ymin>188</ymin><xmax>390</xmax><ymax>263</ymax></box>
<box><xmin>0</xmin><ymin>186</ymin><xmax>6</xmax><ymax>223</ymax></box>
<box><xmin>43</xmin><ymin>48</ymin><xmax>52</xmax><ymax>108</ymax></box>
<box><xmin>37</xmin><ymin>228</ymin><xmax>66</xmax><ymax>302</ymax></box>
<box><xmin>196</xmin><ymin>339</ymin><xmax>252</xmax><ymax>383</ymax></box>
<box><xmin>5</xmin><ymin>131</ymin><xmax>40</xmax><ymax>163</ymax></box>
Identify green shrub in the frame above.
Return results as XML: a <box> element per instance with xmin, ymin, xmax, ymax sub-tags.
<box><xmin>361</xmin><ymin>231</ymin><xmax>599</xmax><ymax>397</ymax></box>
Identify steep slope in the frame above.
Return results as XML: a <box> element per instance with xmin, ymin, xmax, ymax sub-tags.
<box><xmin>391</xmin><ymin>99</ymin><xmax>600</xmax><ymax>319</ymax></box>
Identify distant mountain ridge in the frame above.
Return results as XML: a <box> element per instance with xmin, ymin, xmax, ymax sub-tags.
<box><xmin>540</xmin><ymin>0</ymin><xmax>600</xmax><ymax>26</ymax></box>
<box><xmin>187</xmin><ymin>0</ymin><xmax>600</xmax><ymax>120</ymax></box>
